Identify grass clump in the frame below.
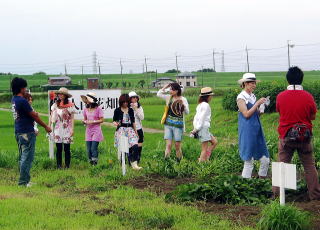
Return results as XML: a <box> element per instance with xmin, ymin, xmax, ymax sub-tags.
<box><xmin>257</xmin><ymin>201</ymin><xmax>311</xmax><ymax>230</ymax></box>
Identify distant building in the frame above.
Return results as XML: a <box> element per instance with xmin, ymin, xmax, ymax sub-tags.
<box><xmin>48</xmin><ymin>75</ymin><xmax>71</xmax><ymax>86</ymax></box>
<box><xmin>176</xmin><ymin>72</ymin><xmax>197</xmax><ymax>87</ymax></box>
<box><xmin>87</xmin><ymin>78</ymin><xmax>99</xmax><ymax>89</ymax></box>
<box><xmin>152</xmin><ymin>77</ymin><xmax>176</xmax><ymax>88</ymax></box>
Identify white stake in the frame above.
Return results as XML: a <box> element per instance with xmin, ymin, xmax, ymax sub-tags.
<box><xmin>280</xmin><ymin>162</ymin><xmax>285</xmax><ymax>205</ymax></box>
<box><xmin>118</xmin><ymin>136</ymin><xmax>129</xmax><ymax>176</ymax></box>
<box><xmin>121</xmin><ymin>151</ymin><xmax>126</xmax><ymax>176</ymax></box>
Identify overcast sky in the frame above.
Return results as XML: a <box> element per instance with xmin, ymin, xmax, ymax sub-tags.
<box><xmin>0</xmin><ymin>0</ymin><xmax>319</xmax><ymax>74</ymax></box>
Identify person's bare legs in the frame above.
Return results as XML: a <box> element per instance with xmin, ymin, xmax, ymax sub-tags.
<box><xmin>206</xmin><ymin>136</ymin><xmax>218</xmax><ymax>160</ymax></box>
<box><xmin>165</xmin><ymin>139</ymin><xmax>172</xmax><ymax>158</ymax></box>
<box><xmin>199</xmin><ymin>141</ymin><xmax>209</xmax><ymax>162</ymax></box>
<box><xmin>175</xmin><ymin>141</ymin><xmax>182</xmax><ymax>159</ymax></box>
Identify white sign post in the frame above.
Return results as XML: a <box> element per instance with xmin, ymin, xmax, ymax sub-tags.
<box><xmin>118</xmin><ymin>136</ymin><xmax>129</xmax><ymax>176</ymax></box>
<box><xmin>272</xmin><ymin>162</ymin><xmax>297</xmax><ymax>205</ymax></box>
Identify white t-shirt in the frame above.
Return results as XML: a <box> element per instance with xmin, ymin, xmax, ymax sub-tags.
<box><xmin>236</xmin><ymin>90</ymin><xmax>256</xmax><ymax>105</ymax></box>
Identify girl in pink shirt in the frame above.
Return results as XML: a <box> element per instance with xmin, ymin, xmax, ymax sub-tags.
<box><xmin>81</xmin><ymin>93</ymin><xmax>104</xmax><ymax>165</ymax></box>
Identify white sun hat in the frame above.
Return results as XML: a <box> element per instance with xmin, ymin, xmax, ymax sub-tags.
<box><xmin>237</xmin><ymin>73</ymin><xmax>261</xmax><ymax>85</ymax></box>
<box><xmin>81</xmin><ymin>92</ymin><xmax>98</xmax><ymax>104</ymax></box>
<box><xmin>128</xmin><ymin>91</ymin><xmax>139</xmax><ymax>98</ymax></box>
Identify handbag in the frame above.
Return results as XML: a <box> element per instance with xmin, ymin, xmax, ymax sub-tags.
<box><xmin>285</xmin><ymin>123</ymin><xmax>312</xmax><ymax>142</ymax></box>
<box><xmin>160</xmin><ymin>97</ymin><xmax>172</xmax><ymax>125</ymax></box>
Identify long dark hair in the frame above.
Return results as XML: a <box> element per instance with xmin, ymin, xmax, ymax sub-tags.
<box><xmin>170</xmin><ymin>83</ymin><xmax>182</xmax><ymax>96</ymax></box>
<box><xmin>198</xmin><ymin>95</ymin><xmax>210</xmax><ymax>104</ymax></box>
<box><xmin>130</xmin><ymin>96</ymin><xmax>141</xmax><ymax>108</ymax></box>
<box><xmin>86</xmin><ymin>102</ymin><xmax>99</xmax><ymax>109</ymax></box>
<box><xmin>56</xmin><ymin>96</ymin><xmax>69</xmax><ymax>106</ymax></box>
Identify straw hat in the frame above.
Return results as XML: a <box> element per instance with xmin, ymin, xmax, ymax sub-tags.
<box><xmin>56</xmin><ymin>87</ymin><xmax>72</xmax><ymax>98</ymax></box>
<box><xmin>171</xmin><ymin>99</ymin><xmax>184</xmax><ymax>117</ymax></box>
<box><xmin>128</xmin><ymin>91</ymin><xmax>139</xmax><ymax>98</ymax></box>
<box><xmin>237</xmin><ymin>73</ymin><xmax>260</xmax><ymax>85</ymax></box>
<box><xmin>81</xmin><ymin>92</ymin><xmax>98</xmax><ymax>104</ymax></box>
<box><xmin>199</xmin><ymin>87</ymin><xmax>214</xmax><ymax>97</ymax></box>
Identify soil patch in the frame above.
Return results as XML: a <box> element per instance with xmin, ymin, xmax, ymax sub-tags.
<box><xmin>123</xmin><ymin>174</ymin><xmax>195</xmax><ymax>194</ymax></box>
<box><xmin>94</xmin><ymin>208</ymin><xmax>113</xmax><ymax>216</ymax></box>
<box><xmin>197</xmin><ymin>202</ymin><xmax>261</xmax><ymax>227</ymax></box>
<box><xmin>123</xmin><ymin>174</ymin><xmax>320</xmax><ymax>229</ymax></box>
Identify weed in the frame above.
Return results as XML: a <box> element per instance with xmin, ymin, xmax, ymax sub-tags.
<box><xmin>257</xmin><ymin>201</ymin><xmax>311</xmax><ymax>230</ymax></box>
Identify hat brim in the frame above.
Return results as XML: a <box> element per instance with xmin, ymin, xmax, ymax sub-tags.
<box><xmin>237</xmin><ymin>79</ymin><xmax>261</xmax><ymax>85</ymax></box>
<box><xmin>81</xmin><ymin>95</ymin><xmax>89</xmax><ymax>103</ymax></box>
<box><xmin>81</xmin><ymin>95</ymin><xmax>95</xmax><ymax>103</ymax></box>
<box><xmin>56</xmin><ymin>91</ymin><xmax>72</xmax><ymax>98</ymax></box>
<box><xmin>129</xmin><ymin>94</ymin><xmax>139</xmax><ymax>98</ymax></box>
<box><xmin>199</xmin><ymin>92</ymin><xmax>214</xmax><ymax>97</ymax></box>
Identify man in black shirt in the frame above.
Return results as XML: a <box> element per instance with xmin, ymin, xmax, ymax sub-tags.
<box><xmin>11</xmin><ymin>77</ymin><xmax>52</xmax><ymax>186</ymax></box>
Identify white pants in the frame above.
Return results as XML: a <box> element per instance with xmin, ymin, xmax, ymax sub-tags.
<box><xmin>241</xmin><ymin>156</ymin><xmax>270</xmax><ymax>178</ymax></box>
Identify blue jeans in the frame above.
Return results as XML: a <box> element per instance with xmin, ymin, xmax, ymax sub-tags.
<box><xmin>15</xmin><ymin>132</ymin><xmax>36</xmax><ymax>186</ymax></box>
<box><xmin>86</xmin><ymin>141</ymin><xmax>99</xmax><ymax>162</ymax></box>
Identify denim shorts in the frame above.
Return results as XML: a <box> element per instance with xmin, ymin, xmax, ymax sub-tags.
<box><xmin>198</xmin><ymin>127</ymin><xmax>213</xmax><ymax>143</ymax></box>
<box><xmin>164</xmin><ymin>125</ymin><xmax>183</xmax><ymax>142</ymax></box>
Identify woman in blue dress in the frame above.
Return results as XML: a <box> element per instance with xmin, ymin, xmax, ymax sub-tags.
<box><xmin>236</xmin><ymin>73</ymin><xmax>270</xmax><ymax>179</ymax></box>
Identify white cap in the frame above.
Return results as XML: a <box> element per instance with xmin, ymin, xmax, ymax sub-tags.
<box><xmin>128</xmin><ymin>91</ymin><xmax>139</xmax><ymax>98</ymax></box>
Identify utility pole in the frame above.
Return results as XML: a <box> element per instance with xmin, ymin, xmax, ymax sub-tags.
<box><xmin>144</xmin><ymin>57</ymin><xmax>149</xmax><ymax>88</ymax></box>
<box><xmin>64</xmin><ymin>64</ymin><xmax>67</xmax><ymax>75</ymax></box>
<box><xmin>81</xmin><ymin>65</ymin><xmax>84</xmax><ymax>75</ymax></box>
<box><xmin>201</xmin><ymin>65</ymin><xmax>204</xmax><ymax>87</ymax></box>
<box><xmin>221</xmin><ymin>50</ymin><xmax>225</xmax><ymax>72</ymax></box>
<box><xmin>175</xmin><ymin>53</ymin><xmax>179</xmax><ymax>73</ymax></box>
<box><xmin>287</xmin><ymin>40</ymin><xmax>295</xmax><ymax>68</ymax></box>
<box><xmin>98</xmin><ymin>61</ymin><xmax>101</xmax><ymax>76</ymax></box>
<box><xmin>212</xmin><ymin>49</ymin><xmax>216</xmax><ymax>89</ymax></box>
<box><xmin>120</xmin><ymin>58</ymin><xmax>123</xmax><ymax>83</ymax></box>
<box><xmin>245</xmin><ymin>45</ymin><xmax>250</xmax><ymax>72</ymax></box>
<box><xmin>212</xmin><ymin>49</ymin><xmax>216</xmax><ymax>72</ymax></box>
<box><xmin>92</xmin><ymin>51</ymin><xmax>97</xmax><ymax>74</ymax></box>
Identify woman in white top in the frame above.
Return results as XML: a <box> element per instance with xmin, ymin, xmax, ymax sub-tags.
<box><xmin>157</xmin><ymin>83</ymin><xmax>189</xmax><ymax>161</ymax></box>
<box><xmin>191</xmin><ymin>87</ymin><xmax>218</xmax><ymax>162</ymax></box>
<box><xmin>236</xmin><ymin>73</ymin><xmax>270</xmax><ymax>179</ymax></box>
<box><xmin>129</xmin><ymin>91</ymin><xmax>144</xmax><ymax>163</ymax></box>
<box><xmin>50</xmin><ymin>87</ymin><xmax>76</xmax><ymax>169</ymax></box>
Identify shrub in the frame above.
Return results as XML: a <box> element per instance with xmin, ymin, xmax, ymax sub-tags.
<box><xmin>257</xmin><ymin>201</ymin><xmax>311</xmax><ymax>230</ymax></box>
<box><xmin>222</xmin><ymin>80</ymin><xmax>320</xmax><ymax>112</ymax></box>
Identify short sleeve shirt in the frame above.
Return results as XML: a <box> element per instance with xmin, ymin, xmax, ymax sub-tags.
<box><xmin>236</xmin><ymin>91</ymin><xmax>256</xmax><ymax>104</ymax></box>
<box><xmin>11</xmin><ymin>96</ymin><xmax>34</xmax><ymax>133</ymax></box>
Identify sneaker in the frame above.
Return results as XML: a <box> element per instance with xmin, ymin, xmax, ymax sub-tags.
<box><xmin>26</xmin><ymin>182</ymin><xmax>36</xmax><ymax>187</ymax></box>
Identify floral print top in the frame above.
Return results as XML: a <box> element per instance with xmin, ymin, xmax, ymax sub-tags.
<box><xmin>51</xmin><ymin>103</ymin><xmax>76</xmax><ymax>144</ymax></box>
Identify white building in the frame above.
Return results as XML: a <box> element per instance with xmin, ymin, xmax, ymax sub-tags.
<box><xmin>176</xmin><ymin>72</ymin><xmax>197</xmax><ymax>87</ymax></box>
<box><xmin>152</xmin><ymin>77</ymin><xmax>176</xmax><ymax>88</ymax></box>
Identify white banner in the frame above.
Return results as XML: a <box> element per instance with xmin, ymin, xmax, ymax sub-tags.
<box><xmin>48</xmin><ymin>89</ymin><xmax>121</xmax><ymax>119</ymax></box>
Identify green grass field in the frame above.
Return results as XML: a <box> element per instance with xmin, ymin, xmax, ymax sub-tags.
<box><xmin>1</xmin><ymin>70</ymin><xmax>320</xmax><ymax>92</ymax></box>
<box><xmin>1</xmin><ymin>91</ymin><xmax>320</xmax><ymax>229</ymax></box>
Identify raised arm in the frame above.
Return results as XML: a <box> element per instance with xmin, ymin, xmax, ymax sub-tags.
<box><xmin>237</xmin><ymin>98</ymin><xmax>266</xmax><ymax>118</ymax></box>
<box><xmin>157</xmin><ymin>84</ymin><xmax>171</xmax><ymax>101</ymax></box>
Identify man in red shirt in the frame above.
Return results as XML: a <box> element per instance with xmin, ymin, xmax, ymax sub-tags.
<box><xmin>273</xmin><ymin>66</ymin><xmax>320</xmax><ymax>200</ymax></box>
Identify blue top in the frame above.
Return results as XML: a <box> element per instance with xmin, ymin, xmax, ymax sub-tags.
<box><xmin>12</xmin><ymin>96</ymin><xmax>34</xmax><ymax>133</ymax></box>
<box><xmin>238</xmin><ymin>102</ymin><xmax>269</xmax><ymax>161</ymax></box>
